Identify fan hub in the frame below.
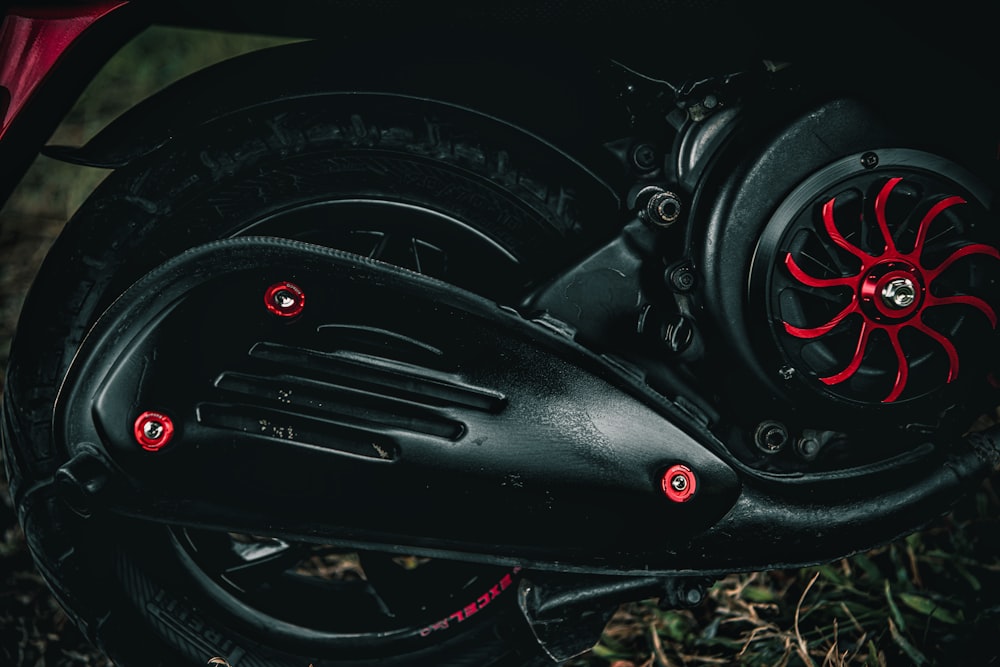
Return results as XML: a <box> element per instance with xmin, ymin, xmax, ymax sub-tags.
<box><xmin>859</xmin><ymin>261</ymin><xmax>923</xmax><ymax>321</ymax></box>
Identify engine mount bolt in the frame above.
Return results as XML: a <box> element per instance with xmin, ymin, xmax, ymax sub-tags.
<box><xmin>860</xmin><ymin>151</ymin><xmax>879</xmax><ymax>169</ymax></box>
<box><xmin>754</xmin><ymin>420</ymin><xmax>789</xmax><ymax>454</ymax></box>
<box><xmin>134</xmin><ymin>411</ymin><xmax>175</xmax><ymax>452</ymax></box>
<box><xmin>264</xmin><ymin>281</ymin><xmax>305</xmax><ymax>318</ymax></box>
<box><xmin>636</xmin><ymin>186</ymin><xmax>682</xmax><ymax>228</ymax></box>
<box><xmin>661</xmin><ymin>464</ymin><xmax>697</xmax><ymax>503</ymax></box>
<box><xmin>650</xmin><ymin>191</ymin><xmax>682</xmax><ymax>226</ymax></box>
<box><xmin>881</xmin><ymin>277</ymin><xmax>917</xmax><ymax>309</ymax></box>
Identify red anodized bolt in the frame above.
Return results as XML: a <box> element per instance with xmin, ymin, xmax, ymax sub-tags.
<box><xmin>134</xmin><ymin>411</ymin><xmax>175</xmax><ymax>451</ymax></box>
<box><xmin>661</xmin><ymin>464</ymin><xmax>697</xmax><ymax>503</ymax></box>
<box><xmin>264</xmin><ymin>281</ymin><xmax>306</xmax><ymax>318</ymax></box>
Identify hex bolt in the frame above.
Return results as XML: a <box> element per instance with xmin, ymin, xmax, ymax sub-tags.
<box><xmin>650</xmin><ymin>191</ymin><xmax>682</xmax><ymax>226</ymax></box>
<box><xmin>861</xmin><ymin>151</ymin><xmax>879</xmax><ymax>169</ymax></box>
<box><xmin>264</xmin><ymin>281</ymin><xmax>306</xmax><ymax>318</ymax></box>
<box><xmin>882</xmin><ymin>277</ymin><xmax>917</xmax><ymax>309</ymax></box>
<box><xmin>134</xmin><ymin>411</ymin><xmax>175</xmax><ymax>452</ymax></box>
<box><xmin>636</xmin><ymin>186</ymin><xmax>682</xmax><ymax>228</ymax></box>
<box><xmin>754</xmin><ymin>420</ymin><xmax>789</xmax><ymax>454</ymax></box>
<box><xmin>668</xmin><ymin>265</ymin><xmax>696</xmax><ymax>292</ymax></box>
<box><xmin>661</xmin><ymin>464</ymin><xmax>697</xmax><ymax>503</ymax></box>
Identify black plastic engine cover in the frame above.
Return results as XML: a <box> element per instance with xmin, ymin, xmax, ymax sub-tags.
<box><xmin>55</xmin><ymin>237</ymin><xmax>740</xmax><ymax>571</ymax></box>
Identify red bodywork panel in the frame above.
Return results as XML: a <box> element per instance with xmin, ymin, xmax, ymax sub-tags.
<box><xmin>0</xmin><ymin>1</ymin><xmax>128</xmax><ymax>140</ymax></box>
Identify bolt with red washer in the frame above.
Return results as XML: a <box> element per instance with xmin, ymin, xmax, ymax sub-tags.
<box><xmin>134</xmin><ymin>411</ymin><xmax>175</xmax><ymax>452</ymax></box>
<box><xmin>264</xmin><ymin>281</ymin><xmax>305</xmax><ymax>318</ymax></box>
<box><xmin>661</xmin><ymin>464</ymin><xmax>697</xmax><ymax>503</ymax></box>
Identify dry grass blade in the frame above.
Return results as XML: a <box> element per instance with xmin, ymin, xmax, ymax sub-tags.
<box><xmin>794</xmin><ymin>571</ymin><xmax>820</xmax><ymax>667</ymax></box>
<box><xmin>648</xmin><ymin>625</ymin><xmax>671</xmax><ymax>667</ymax></box>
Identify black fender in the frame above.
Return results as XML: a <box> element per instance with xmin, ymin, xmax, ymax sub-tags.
<box><xmin>42</xmin><ymin>35</ymin><xmax>637</xmax><ymax>197</ymax></box>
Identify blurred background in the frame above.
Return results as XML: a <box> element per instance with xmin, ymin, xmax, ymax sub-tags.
<box><xmin>2</xmin><ymin>25</ymin><xmax>1000</xmax><ymax>667</ymax></box>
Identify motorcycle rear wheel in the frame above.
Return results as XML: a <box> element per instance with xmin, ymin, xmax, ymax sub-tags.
<box><xmin>2</xmin><ymin>94</ymin><xmax>616</xmax><ymax>666</ymax></box>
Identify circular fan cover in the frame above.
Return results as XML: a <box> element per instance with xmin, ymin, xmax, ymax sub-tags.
<box><xmin>753</xmin><ymin>149</ymin><xmax>1000</xmax><ymax>405</ymax></box>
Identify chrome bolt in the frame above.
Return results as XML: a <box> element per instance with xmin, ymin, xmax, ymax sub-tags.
<box><xmin>882</xmin><ymin>277</ymin><xmax>916</xmax><ymax>308</ymax></box>
<box><xmin>661</xmin><ymin>464</ymin><xmax>697</xmax><ymax>502</ymax></box>
<box><xmin>143</xmin><ymin>421</ymin><xmax>164</xmax><ymax>440</ymax></box>
<box><xmin>264</xmin><ymin>281</ymin><xmax>305</xmax><ymax>317</ymax></box>
<box><xmin>274</xmin><ymin>290</ymin><xmax>297</xmax><ymax>309</ymax></box>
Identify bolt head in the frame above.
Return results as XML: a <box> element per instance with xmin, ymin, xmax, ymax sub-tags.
<box><xmin>754</xmin><ymin>420</ymin><xmax>789</xmax><ymax>454</ymax></box>
<box><xmin>264</xmin><ymin>281</ymin><xmax>305</xmax><ymax>317</ymax></box>
<box><xmin>685</xmin><ymin>586</ymin><xmax>704</xmax><ymax>606</ymax></box>
<box><xmin>143</xmin><ymin>421</ymin><xmax>163</xmax><ymax>440</ymax></box>
<box><xmin>861</xmin><ymin>152</ymin><xmax>879</xmax><ymax>169</ymax></box>
<box><xmin>134</xmin><ymin>411</ymin><xmax>175</xmax><ymax>451</ymax></box>
<box><xmin>275</xmin><ymin>291</ymin><xmax>297</xmax><ymax>309</ymax></box>
<box><xmin>669</xmin><ymin>266</ymin><xmax>695</xmax><ymax>292</ymax></box>
<box><xmin>632</xmin><ymin>144</ymin><xmax>658</xmax><ymax>171</ymax></box>
<box><xmin>648</xmin><ymin>191</ymin><xmax>681</xmax><ymax>225</ymax></box>
<box><xmin>881</xmin><ymin>277</ymin><xmax>916</xmax><ymax>308</ymax></box>
<box><xmin>661</xmin><ymin>464</ymin><xmax>697</xmax><ymax>503</ymax></box>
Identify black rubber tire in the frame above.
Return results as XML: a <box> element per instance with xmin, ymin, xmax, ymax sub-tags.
<box><xmin>2</xmin><ymin>94</ymin><xmax>619</xmax><ymax>666</ymax></box>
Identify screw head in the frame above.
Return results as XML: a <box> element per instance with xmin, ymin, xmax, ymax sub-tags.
<box><xmin>861</xmin><ymin>152</ymin><xmax>879</xmax><ymax>169</ymax></box>
<box><xmin>134</xmin><ymin>411</ymin><xmax>175</xmax><ymax>451</ymax></box>
<box><xmin>631</xmin><ymin>143</ymin><xmax>658</xmax><ymax>171</ymax></box>
<box><xmin>265</xmin><ymin>281</ymin><xmax>305</xmax><ymax>317</ymax></box>
<box><xmin>669</xmin><ymin>265</ymin><xmax>696</xmax><ymax>292</ymax></box>
<box><xmin>661</xmin><ymin>464</ymin><xmax>697</xmax><ymax>503</ymax></box>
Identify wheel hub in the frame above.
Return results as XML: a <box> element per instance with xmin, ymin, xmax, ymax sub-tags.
<box><xmin>858</xmin><ymin>260</ymin><xmax>924</xmax><ymax>321</ymax></box>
